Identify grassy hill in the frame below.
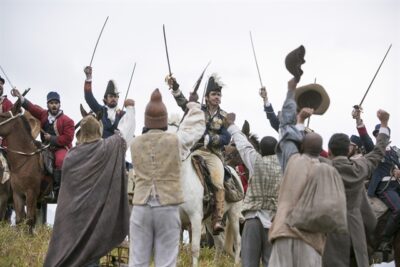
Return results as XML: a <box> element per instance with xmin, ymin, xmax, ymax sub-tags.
<box><xmin>0</xmin><ymin>223</ymin><xmax>234</xmax><ymax>267</ymax></box>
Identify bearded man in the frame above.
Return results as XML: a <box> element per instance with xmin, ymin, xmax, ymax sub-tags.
<box><xmin>12</xmin><ymin>89</ymin><xmax>74</xmax><ymax>200</ymax></box>
<box><xmin>84</xmin><ymin>66</ymin><xmax>125</xmax><ymax>138</ymax></box>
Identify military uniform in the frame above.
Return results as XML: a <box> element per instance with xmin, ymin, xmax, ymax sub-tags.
<box><xmin>170</xmin><ymin>74</ymin><xmax>231</xmax><ymax>234</ymax></box>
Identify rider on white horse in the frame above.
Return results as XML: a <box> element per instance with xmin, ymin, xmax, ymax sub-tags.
<box><xmin>166</xmin><ymin>74</ymin><xmax>231</xmax><ymax>235</ymax></box>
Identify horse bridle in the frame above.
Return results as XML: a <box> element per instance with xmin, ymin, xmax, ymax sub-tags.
<box><xmin>0</xmin><ymin>111</ymin><xmax>22</xmax><ymax>126</ymax></box>
<box><xmin>0</xmin><ymin>111</ymin><xmax>50</xmax><ymax>156</ymax></box>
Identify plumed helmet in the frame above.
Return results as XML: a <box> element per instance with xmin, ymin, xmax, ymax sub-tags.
<box><xmin>145</xmin><ymin>89</ymin><xmax>168</xmax><ymax>129</ymax></box>
<box><xmin>295</xmin><ymin>83</ymin><xmax>330</xmax><ymax>115</ymax></box>
<box><xmin>47</xmin><ymin>91</ymin><xmax>60</xmax><ymax>103</ymax></box>
<box><xmin>104</xmin><ymin>80</ymin><xmax>119</xmax><ymax>98</ymax></box>
<box><xmin>205</xmin><ymin>73</ymin><xmax>223</xmax><ymax>96</ymax></box>
<box><xmin>285</xmin><ymin>45</ymin><xmax>306</xmax><ymax>82</ymax></box>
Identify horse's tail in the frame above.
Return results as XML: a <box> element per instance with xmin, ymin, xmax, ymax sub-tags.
<box><xmin>224</xmin><ymin>217</ymin><xmax>235</xmax><ymax>257</ymax></box>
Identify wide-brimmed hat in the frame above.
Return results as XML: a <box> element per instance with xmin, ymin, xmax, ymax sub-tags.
<box><xmin>285</xmin><ymin>45</ymin><xmax>306</xmax><ymax>82</ymax></box>
<box><xmin>295</xmin><ymin>83</ymin><xmax>330</xmax><ymax>115</ymax></box>
<box><xmin>23</xmin><ymin>111</ymin><xmax>41</xmax><ymax>139</ymax></box>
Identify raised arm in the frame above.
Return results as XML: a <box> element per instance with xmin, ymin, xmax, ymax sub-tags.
<box><xmin>352</xmin><ymin>107</ymin><xmax>374</xmax><ymax>153</ymax></box>
<box><xmin>166</xmin><ymin>76</ymin><xmax>188</xmax><ymax>112</ymax></box>
<box><xmin>227</xmin><ymin>113</ymin><xmax>258</xmax><ymax>176</ymax></box>
<box><xmin>260</xmin><ymin>86</ymin><xmax>280</xmax><ymax>132</ymax></box>
<box><xmin>117</xmin><ymin>99</ymin><xmax>136</xmax><ymax>146</ymax></box>
<box><xmin>276</xmin><ymin>78</ymin><xmax>309</xmax><ymax>171</ymax></box>
<box><xmin>84</xmin><ymin>66</ymin><xmax>103</xmax><ymax>113</ymax></box>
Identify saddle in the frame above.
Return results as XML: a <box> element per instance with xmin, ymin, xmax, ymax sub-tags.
<box><xmin>191</xmin><ymin>155</ymin><xmax>244</xmax><ymax>219</ymax></box>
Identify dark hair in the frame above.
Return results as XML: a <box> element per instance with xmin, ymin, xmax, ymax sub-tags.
<box><xmin>328</xmin><ymin>133</ymin><xmax>350</xmax><ymax>156</ymax></box>
<box><xmin>260</xmin><ymin>136</ymin><xmax>278</xmax><ymax>156</ymax></box>
<box><xmin>0</xmin><ymin>76</ymin><xmax>4</xmax><ymax>84</ymax></box>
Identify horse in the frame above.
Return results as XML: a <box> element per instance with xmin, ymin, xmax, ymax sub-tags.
<box><xmin>0</xmin><ymin>102</ymin><xmax>46</xmax><ymax>233</ymax></box>
<box><xmin>168</xmin><ymin>114</ymin><xmax>243</xmax><ymax>267</ymax></box>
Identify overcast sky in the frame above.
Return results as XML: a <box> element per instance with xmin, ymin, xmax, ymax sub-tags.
<box><xmin>2</xmin><ymin>0</ymin><xmax>399</xmax><ymax>151</ymax></box>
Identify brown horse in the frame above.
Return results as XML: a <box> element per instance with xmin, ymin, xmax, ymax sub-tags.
<box><xmin>0</xmin><ymin>102</ymin><xmax>45</xmax><ymax>232</ymax></box>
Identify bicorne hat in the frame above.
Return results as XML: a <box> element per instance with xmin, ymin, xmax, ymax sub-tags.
<box><xmin>104</xmin><ymin>80</ymin><xmax>120</xmax><ymax>98</ymax></box>
<box><xmin>205</xmin><ymin>74</ymin><xmax>223</xmax><ymax>96</ymax></box>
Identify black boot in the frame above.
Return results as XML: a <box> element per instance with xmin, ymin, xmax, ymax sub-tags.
<box><xmin>53</xmin><ymin>169</ymin><xmax>62</xmax><ymax>200</ymax></box>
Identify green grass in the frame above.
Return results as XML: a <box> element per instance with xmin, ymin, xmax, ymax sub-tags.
<box><xmin>0</xmin><ymin>223</ymin><xmax>234</xmax><ymax>267</ymax></box>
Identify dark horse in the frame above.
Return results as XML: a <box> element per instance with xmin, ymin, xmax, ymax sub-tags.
<box><xmin>0</xmin><ymin>101</ymin><xmax>47</xmax><ymax>232</ymax></box>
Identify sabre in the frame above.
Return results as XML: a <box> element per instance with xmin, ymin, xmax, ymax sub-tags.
<box><xmin>89</xmin><ymin>16</ymin><xmax>109</xmax><ymax>67</ymax></box>
<box><xmin>249</xmin><ymin>31</ymin><xmax>264</xmax><ymax>88</ymax></box>
<box><xmin>178</xmin><ymin>62</ymin><xmax>211</xmax><ymax>126</ymax></box>
<box><xmin>192</xmin><ymin>61</ymin><xmax>211</xmax><ymax>94</ymax></box>
<box><xmin>163</xmin><ymin>24</ymin><xmax>172</xmax><ymax>77</ymax></box>
<box><xmin>0</xmin><ymin>65</ymin><xmax>15</xmax><ymax>89</ymax></box>
<box><xmin>354</xmin><ymin>44</ymin><xmax>392</xmax><ymax>110</ymax></box>
<box><xmin>122</xmin><ymin>62</ymin><xmax>137</xmax><ymax>111</ymax></box>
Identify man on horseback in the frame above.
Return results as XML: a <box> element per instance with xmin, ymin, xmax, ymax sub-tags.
<box><xmin>0</xmin><ymin>75</ymin><xmax>13</xmax><ymax>220</ymax></box>
<box><xmin>11</xmin><ymin>89</ymin><xmax>74</xmax><ymax>201</ymax></box>
<box><xmin>166</xmin><ymin>74</ymin><xmax>231</xmax><ymax>234</ymax></box>
<box><xmin>83</xmin><ymin>66</ymin><xmax>126</xmax><ymax>138</ymax></box>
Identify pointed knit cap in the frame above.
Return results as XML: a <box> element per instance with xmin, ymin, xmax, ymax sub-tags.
<box><xmin>144</xmin><ymin>89</ymin><xmax>168</xmax><ymax>129</ymax></box>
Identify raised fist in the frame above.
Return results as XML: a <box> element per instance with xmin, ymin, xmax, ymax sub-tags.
<box><xmin>124</xmin><ymin>99</ymin><xmax>135</xmax><ymax>107</ymax></box>
<box><xmin>189</xmin><ymin>92</ymin><xmax>199</xmax><ymax>102</ymax></box>
<box><xmin>84</xmin><ymin>66</ymin><xmax>92</xmax><ymax>80</ymax></box>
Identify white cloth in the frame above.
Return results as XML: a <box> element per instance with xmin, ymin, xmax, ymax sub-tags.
<box><xmin>47</xmin><ymin>110</ymin><xmax>62</xmax><ymax>124</ymax></box>
<box><xmin>106</xmin><ymin>106</ymin><xmax>117</xmax><ymax>124</ymax></box>
<box><xmin>117</xmin><ymin>106</ymin><xmax>136</xmax><ymax>146</ymax></box>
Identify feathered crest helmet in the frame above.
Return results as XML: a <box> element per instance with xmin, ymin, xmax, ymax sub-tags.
<box><xmin>205</xmin><ymin>73</ymin><xmax>224</xmax><ymax>96</ymax></box>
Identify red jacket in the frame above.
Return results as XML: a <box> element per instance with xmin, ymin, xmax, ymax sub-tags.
<box><xmin>23</xmin><ymin>99</ymin><xmax>74</xmax><ymax>148</ymax></box>
<box><xmin>0</xmin><ymin>96</ymin><xmax>13</xmax><ymax>113</ymax></box>
<box><xmin>0</xmin><ymin>96</ymin><xmax>13</xmax><ymax>146</ymax></box>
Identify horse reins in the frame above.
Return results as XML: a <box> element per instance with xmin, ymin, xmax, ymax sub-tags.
<box><xmin>0</xmin><ymin>111</ymin><xmax>22</xmax><ymax>126</ymax></box>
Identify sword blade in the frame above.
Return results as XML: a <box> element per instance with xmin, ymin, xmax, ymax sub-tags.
<box><xmin>89</xmin><ymin>16</ymin><xmax>109</xmax><ymax>67</ymax></box>
<box><xmin>249</xmin><ymin>31</ymin><xmax>263</xmax><ymax>88</ymax></box>
<box><xmin>0</xmin><ymin>65</ymin><xmax>15</xmax><ymax>89</ymax></box>
<box><xmin>163</xmin><ymin>24</ymin><xmax>172</xmax><ymax>76</ymax></box>
<box><xmin>359</xmin><ymin>44</ymin><xmax>392</xmax><ymax>107</ymax></box>
<box><xmin>192</xmin><ymin>61</ymin><xmax>211</xmax><ymax>94</ymax></box>
<box><xmin>122</xmin><ymin>62</ymin><xmax>137</xmax><ymax>109</ymax></box>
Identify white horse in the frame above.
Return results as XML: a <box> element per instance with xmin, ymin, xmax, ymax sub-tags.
<box><xmin>168</xmin><ymin>114</ymin><xmax>243</xmax><ymax>267</ymax></box>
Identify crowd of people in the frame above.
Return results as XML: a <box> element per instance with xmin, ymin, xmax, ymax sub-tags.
<box><xmin>0</xmin><ymin>54</ymin><xmax>399</xmax><ymax>267</ymax></box>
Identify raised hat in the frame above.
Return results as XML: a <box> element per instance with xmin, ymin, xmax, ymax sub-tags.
<box><xmin>295</xmin><ymin>83</ymin><xmax>330</xmax><ymax>115</ymax></box>
<box><xmin>144</xmin><ymin>89</ymin><xmax>168</xmax><ymax>129</ymax></box>
<box><xmin>285</xmin><ymin>45</ymin><xmax>306</xmax><ymax>82</ymax></box>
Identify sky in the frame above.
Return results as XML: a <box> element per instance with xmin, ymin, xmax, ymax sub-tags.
<box><xmin>1</xmin><ymin>0</ymin><xmax>399</xmax><ymax>151</ymax></box>
<box><xmin>2</xmin><ymin>1</ymin><xmax>399</xmax><ymax>265</ymax></box>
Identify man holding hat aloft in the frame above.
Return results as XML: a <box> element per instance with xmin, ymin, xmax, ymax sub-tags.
<box><xmin>83</xmin><ymin>66</ymin><xmax>125</xmax><ymax>138</ymax></box>
<box><xmin>11</xmin><ymin>89</ymin><xmax>74</xmax><ymax>200</ymax></box>
<box><xmin>129</xmin><ymin>89</ymin><xmax>205</xmax><ymax>266</ymax></box>
<box><xmin>166</xmin><ymin>73</ymin><xmax>231</xmax><ymax>234</ymax></box>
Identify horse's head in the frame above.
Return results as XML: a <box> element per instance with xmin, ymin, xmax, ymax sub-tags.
<box><xmin>76</xmin><ymin>104</ymin><xmax>103</xmax><ymax>144</ymax></box>
<box><xmin>0</xmin><ymin>101</ymin><xmax>23</xmax><ymax>137</ymax></box>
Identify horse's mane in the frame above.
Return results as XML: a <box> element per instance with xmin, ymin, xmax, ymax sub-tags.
<box><xmin>20</xmin><ymin>115</ymin><xmax>33</xmax><ymax>136</ymax></box>
<box><xmin>248</xmin><ymin>133</ymin><xmax>260</xmax><ymax>152</ymax></box>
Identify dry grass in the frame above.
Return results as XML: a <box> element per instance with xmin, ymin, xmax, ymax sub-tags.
<box><xmin>0</xmin><ymin>223</ymin><xmax>234</xmax><ymax>267</ymax></box>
